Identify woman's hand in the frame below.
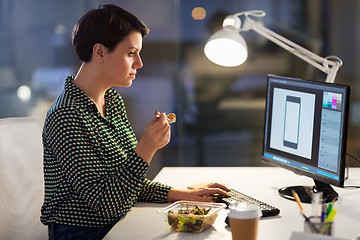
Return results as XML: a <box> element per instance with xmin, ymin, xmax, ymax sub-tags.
<box><xmin>135</xmin><ymin>111</ymin><xmax>171</xmax><ymax>163</ymax></box>
<box><xmin>166</xmin><ymin>183</ymin><xmax>230</xmax><ymax>202</ymax></box>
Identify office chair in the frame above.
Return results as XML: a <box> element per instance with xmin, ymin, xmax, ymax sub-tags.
<box><xmin>0</xmin><ymin>117</ymin><xmax>47</xmax><ymax>240</ymax></box>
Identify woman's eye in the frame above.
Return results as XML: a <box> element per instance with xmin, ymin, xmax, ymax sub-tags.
<box><xmin>129</xmin><ymin>52</ymin><xmax>136</xmax><ymax>56</ymax></box>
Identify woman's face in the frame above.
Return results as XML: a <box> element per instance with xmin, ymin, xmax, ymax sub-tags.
<box><xmin>102</xmin><ymin>30</ymin><xmax>143</xmax><ymax>87</ymax></box>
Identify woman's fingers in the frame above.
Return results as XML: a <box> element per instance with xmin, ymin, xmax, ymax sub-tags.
<box><xmin>203</xmin><ymin>182</ymin><xmax>231</xmax><ymax>192</ymax></box>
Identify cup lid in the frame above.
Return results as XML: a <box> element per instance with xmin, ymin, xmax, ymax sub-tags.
<box><xmin>228</xmin><ymin>202</ymin><xmax>262</xmax><ymax>219</ymax></box>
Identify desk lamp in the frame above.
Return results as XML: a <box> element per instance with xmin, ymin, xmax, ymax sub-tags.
<box><xmin>204</xmin><ymin>10</ymin><xmax>342</xmax><ymax>83</ymax></box>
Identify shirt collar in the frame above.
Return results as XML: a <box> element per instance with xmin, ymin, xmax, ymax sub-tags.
<box><xmin>65</xmin><ymin>76</ymin><xmax>96</xmax><ymax>110</ymax></box>
<box><xmin>65</xmin><ymin>75</ymin><xmax>119</xmax><ymax>113</ymax></box>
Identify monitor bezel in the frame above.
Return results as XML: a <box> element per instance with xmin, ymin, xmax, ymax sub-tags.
<box><xmin>262</xmin><ymin>74</ymin><xmax>350</xmax><ymax>188</ymax></box>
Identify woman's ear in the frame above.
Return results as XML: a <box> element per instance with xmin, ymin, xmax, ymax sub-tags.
<box><xmin>92</xmin><ymin>43</ymin><xmax>105</xmax><ymax>63</ymax></box>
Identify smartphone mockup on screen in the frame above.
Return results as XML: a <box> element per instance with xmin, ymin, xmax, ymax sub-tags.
<box><xmin>283</xmin><ymin>96</ymin><xmax>301</xmax><ymax>149</ymax></box>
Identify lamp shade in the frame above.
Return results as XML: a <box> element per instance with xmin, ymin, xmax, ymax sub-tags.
<box><xmin>204</xmin><ymin>27</ymin><xmax>248</xmax><ymax>67</ymax></box>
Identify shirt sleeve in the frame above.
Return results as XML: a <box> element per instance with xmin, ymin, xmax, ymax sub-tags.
<box><xmin>44</xmin><ymin>106</ymin><xmax>149</xmax><ymax>218</ymax></box>
<box><xmin>137</xmin><ymin>178</ymin><xmax>172</xmax><ymax>203</ymax></box>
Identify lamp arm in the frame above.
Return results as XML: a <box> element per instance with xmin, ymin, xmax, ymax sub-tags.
<box><xmin>242</xmin><ymin>16</ymin><xmax>342</xmax><ymax>83</ymax></box>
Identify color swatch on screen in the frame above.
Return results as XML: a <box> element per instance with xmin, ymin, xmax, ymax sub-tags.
<box><xmin>323</xmin><ymin>92</ymin><xmax>342</xmax><ymax>110</ymax></box>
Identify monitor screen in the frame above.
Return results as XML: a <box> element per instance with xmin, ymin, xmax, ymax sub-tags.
<box><xmin>262</xmin><ymin>75</ymin><xmax>350</xmax><ymax>203</ymax></box>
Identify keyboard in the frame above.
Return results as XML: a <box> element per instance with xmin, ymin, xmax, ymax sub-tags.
<box><xmin>214</xmin><ymin>188</ymin><xmax>280</xmax><ymax>218</ymax></box>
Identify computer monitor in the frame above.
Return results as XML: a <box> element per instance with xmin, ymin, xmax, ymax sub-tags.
<box><xmin>262</xmin><ymin>75</ymin><xmax>350</xmax><ymax>203</ymax></box>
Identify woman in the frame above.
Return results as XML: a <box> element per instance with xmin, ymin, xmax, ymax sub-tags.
<box><xmin>41</xmin><ymin>4</ymin><xmax>229</xmax><ymax>239</ymax></box>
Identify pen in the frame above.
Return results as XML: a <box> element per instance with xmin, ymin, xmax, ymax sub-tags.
<box><xmin>325</xmin><ymin>208</ymin><xmax>337</xmax><ymax>223</ymax></box>
<box><xmin>319</xmin><ymin>208</ymin><xmax>337</xmax><ymax>234</ymax></box>
<box><xmin>327</xmin><ymin>202</ymin><xmax>333</xmax><ymax>216</ymax></box>
<box><xmin>321</xmin><ymin>199</ymin><xmax>326</xmax><ymax>222</ymax></box>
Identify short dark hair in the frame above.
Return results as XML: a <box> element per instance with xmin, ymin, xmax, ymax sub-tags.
<box><xmin>72</xmin><ymin>4</ymin><xmax>149</xmax><ymax>62</ymax></box>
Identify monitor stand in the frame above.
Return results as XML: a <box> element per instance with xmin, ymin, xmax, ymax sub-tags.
<box><xmin>278</xmin><ymin>179</ymin><xmax>339</xmax><ymax>203</ymax></box>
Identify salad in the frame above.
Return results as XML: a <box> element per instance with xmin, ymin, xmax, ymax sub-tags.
<box><xmin>167</xmin><ymin>202</ymin><xmax>215</xmax><ymax>233</ymax></box>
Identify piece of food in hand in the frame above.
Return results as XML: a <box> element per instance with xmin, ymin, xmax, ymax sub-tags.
<box><xmin>166</xmin><ymin>113</ymin><xmax>176</xmax><ymax>124</ymax></box>
<box><xmin>154</xmin><ymin>111</ymin><xmax>161</xmax><ymax>118</ymax></box>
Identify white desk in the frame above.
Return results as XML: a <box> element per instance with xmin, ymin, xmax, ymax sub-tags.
<box><xmin>107</xmin><ymin>167</ymin><xmax>360</xmax><ymax>240</ymax></box>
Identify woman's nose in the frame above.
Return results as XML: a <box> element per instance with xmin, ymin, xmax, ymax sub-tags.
<box><xmin>134</xmin><ymin>55</ymin><xmax>143</xmax><ymax>69</ymax></box>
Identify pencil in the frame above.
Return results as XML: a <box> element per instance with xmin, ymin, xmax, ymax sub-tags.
<box><xmin>291</xmin><ymin>189</ymin><xmax>304</xmax><ymax>212</ymax></box>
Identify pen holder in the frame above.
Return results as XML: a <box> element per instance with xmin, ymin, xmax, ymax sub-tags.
<box><xmin>304</xmin><ymin>216</ymin><xmax>333</xmax><ymax>236</ymax></box>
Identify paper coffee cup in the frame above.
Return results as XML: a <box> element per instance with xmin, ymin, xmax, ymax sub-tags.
<box><xmin>228</xmin><ymin>202</ymin><xmax>262</xmax><ymax>240</ymax></box>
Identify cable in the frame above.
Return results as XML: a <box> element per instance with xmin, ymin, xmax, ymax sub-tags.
<box><xmin>344</xmin><ymin>185</ymin><xmax>360</xmax><ymax>189</ymax></box>
<box><xmin>346</xmin><ymin>153</ymin><xmax>360</xmax><ymax>164</ymax></box>
<box><xmin>343</xmin><ymin>153</ymin><xmax>360</xmax><ymax>188</ymax></box>
<box><xmin>325</xmin><ymin>55</ymin><xmax>343</xmax><ymax>66</ymax></box>
<box><xmin>233</xmin><ymin>10</ymin><xmax>266</xmax><ymax>18</ymax></box>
